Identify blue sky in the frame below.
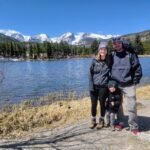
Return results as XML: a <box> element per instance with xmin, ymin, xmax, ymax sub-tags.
<box><xmin>0</xmin><ymin>0</ymin><xmax>150</xmax><ymax>37</ymax></box>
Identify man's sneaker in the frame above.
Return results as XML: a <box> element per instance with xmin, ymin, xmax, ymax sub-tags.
<box><xmin>96</xmin><ymin>118</ymin><xmax>104</xmax><ymax>129</ymax></box>
<box><xmin>89</xmin><ymin>118</ymin><xmax>97</xmax><ymax>129</ymax></box>
<box><xmin>115</xmin><ymin>122</ymin><xmax>124</xmax><ymax>131</ymax></box>
<box><xmin>131</xmin><ymin>129</ymin><xmax>140</xmax><ymax>135</ymax></box>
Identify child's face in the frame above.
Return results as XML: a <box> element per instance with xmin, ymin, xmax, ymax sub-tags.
<box><xmin>109</xmin><ymin>87</ymin><xmax>116</xmax><ymax>93</ymax></box>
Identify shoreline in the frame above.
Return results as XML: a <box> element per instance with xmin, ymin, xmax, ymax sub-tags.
<box><xmin>0</xmin><ymin>55</ymin><xmax>94</xmax><ymax>62</ymax></box>
<box><xmin>0</xmin><ymin>83</ymin><xmax>149</xmax><ymax>110</ymax></box>
<box><xmin>0</xmin><ymin>85</ymin><xmax>149</xmax><ymax>139</ymax></box>
<box><xmin>139</xmin><ymin>55</ymin><xmax>150</xmax><ymax>57</ymax></box>
<box><xmin>0</xmin><ymin>54</ymin><xmax>150</xmax><ymax>62</ymax></box>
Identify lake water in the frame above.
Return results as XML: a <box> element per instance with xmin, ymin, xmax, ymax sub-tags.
<box><xmin>0</xmin><ymin>57</ymin><xmax>150</xmax><ymax>104</ymax></box>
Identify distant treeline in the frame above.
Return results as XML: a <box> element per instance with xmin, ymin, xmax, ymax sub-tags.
<box><xmin>0</xmin><ymin>35</ymin><xmax>149</xmax><ymax>59</ymax></box>
<box><xmin>0</xmin><ymin>41</ymin><xmax>94</xmax><ymax>59</ymax></box>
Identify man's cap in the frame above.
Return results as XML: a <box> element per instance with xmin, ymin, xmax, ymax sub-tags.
<box><xmin>112</xmin><ymin>37</ymin><xmax>123</xmax><ymax>43</ymax></box>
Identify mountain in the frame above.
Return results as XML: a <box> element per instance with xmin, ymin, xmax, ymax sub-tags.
<box><xmin>122</xmin><ymin>30</ymin><xmax>150</xmax><ymax>42</ymax></box>
<box><xmin>73</xmin><ymin>33</ymin><xmax>117</xmax><ymax>45</ymax></box>
<box><xmin>51</xmin><ymin>32</ymin><xmax>75</xmax><ymax>44</ymax></box>
<box><xmin>0</xmin><ymin>30</ymin><xmax>49</xmax><ymax>43</ymax></box>
<box><xmin>0</xmin><ymin>33</ymin><xmax>18</xmax><ymax>42</ymax></box>
<box><xmin>0</xmin><ymin>30</ymin><xmax>25</xmax><ymax>42</ymax></box>
<box><xmin>0</xmin><ymin>29</ymin><xmax>119</xmax><ymax>45</ymax></box>
<box><xmin>28</xmin><ymin>34</ymin><xmax>50</xmax><ymax>43</ymax></box>
<box><xmin>1</xmin><ymin>29</ymin><xmax>150</xmax><ymax>46</ymax></box>
<box><xmin>51</xmin><ymin>32</ymin><xmax>119</xmax><ymax>46</ymax></box>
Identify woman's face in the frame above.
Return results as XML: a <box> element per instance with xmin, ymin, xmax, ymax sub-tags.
<box><xmin>98</xmin><ymin>47</ymin><xmax>107</xmax><ymax>57</ymax></box>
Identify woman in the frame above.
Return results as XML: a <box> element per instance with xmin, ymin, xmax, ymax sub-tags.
<box><xmin>89</xmin><ymin>41</ymin><xmax>109</xmax><ymax>129</ymax></box>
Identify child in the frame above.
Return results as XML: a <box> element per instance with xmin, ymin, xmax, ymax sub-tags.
<box><xmin>107</xmin><ymin>80</ymin><xmax>122</xmax><ymax>131</ymax></box>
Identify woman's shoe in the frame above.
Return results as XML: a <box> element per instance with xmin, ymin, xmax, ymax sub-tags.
<box><xmin>89</xmin><ymin>118</ymin><xmax>97</xmax><ymax>129</ymax></box>
<box><xmin>96</xmin><ymin>118</ymin><xmax>104</xmax><ymax>129</ymax></box>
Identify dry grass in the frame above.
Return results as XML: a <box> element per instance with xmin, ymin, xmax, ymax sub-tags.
<box><xmin>0</xmin><ymin>97</ymin><xmax>91</xmax><ymax>138</ymax></box>
<box><xmin>0</xmin><ymin>85</ymin><xmax>149</xmax><ymax>139</ymax></box>
<box><xmin>137</xmin><ymin>85</ymin><xmax>150</xmax><ymax>100</ymax></box>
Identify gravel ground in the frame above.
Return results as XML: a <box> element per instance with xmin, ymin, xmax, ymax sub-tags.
<box><xmin>0</xmin><ymin>100</ymin><xmax>150</xmax><ymax>150</ymax></box>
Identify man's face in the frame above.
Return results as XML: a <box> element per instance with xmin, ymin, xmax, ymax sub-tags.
<box><xmin>112</xmin><ymin>41</ymin><xmax>123</xmax><ymax>52</ymax></box>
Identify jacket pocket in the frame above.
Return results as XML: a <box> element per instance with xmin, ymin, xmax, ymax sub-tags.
<box><xmin>111</xmin><ymin>67</ymin><xmax>131</xmax><ymax>82</ymax></box>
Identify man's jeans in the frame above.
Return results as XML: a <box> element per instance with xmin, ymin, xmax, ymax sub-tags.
<box><xmin>118</xmin><ymin>85</ymin><xmax>138</xmax><ymax>130</ymax></box>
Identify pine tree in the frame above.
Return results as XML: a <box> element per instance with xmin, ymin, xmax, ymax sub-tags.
<box><xmin>107</xmin><ymin>40</ymin><xmax>113</xmax><ymax>53</ymax></box>
<box><xmin>29</xmin><ymin>44</ymin><xmax>33</xmax><ymax>59</ymax></box>
<box><xmin>44</xmin><ymin>42</ymin><xmax>52</xmax><ymax>58</ymax></box>
<box><xmin>91</xmin><ymin>40</ymin><xmax>99</xmax><ymax>54</ymax></box>
<box><xmin>134</xmin><ymin>35</ymin><xmax>144</xmax><ymax>54</ymax></box>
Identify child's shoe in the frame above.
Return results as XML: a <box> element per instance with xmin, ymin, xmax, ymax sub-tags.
<box><xmin>115</xmin><ymin>122</ymin><xmax>124</xmax><ymax>131</ymax></box>
<box><xmin>111</xmin><ymin>125</ymin><xmax>115</xmax><ymax>131</ymax></box>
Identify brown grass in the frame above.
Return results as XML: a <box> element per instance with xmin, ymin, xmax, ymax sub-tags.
<box><xmin>136</xmin><ymin>85</ymin><xmax>150</xmax><ymax>100</ymax></box>
<box><xmin>0</xmin><ymin>97</ymin><xmax>91</xmax><ymax>138</ymax></box>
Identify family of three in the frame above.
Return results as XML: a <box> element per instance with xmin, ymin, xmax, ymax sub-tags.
<box><xmin>89</xmin><ymin>37</ymin><xmax>142</xmax><ymax>135</ymax></box>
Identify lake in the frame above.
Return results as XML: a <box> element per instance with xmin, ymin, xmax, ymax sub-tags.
<box><xmin>0</xmin><ymin>57</ymin><xmax>150</xmax><ymax>104</ymax></box>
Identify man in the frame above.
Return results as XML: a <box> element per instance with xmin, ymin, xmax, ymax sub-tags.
<box><xmin>109</xmin><ymin>37</ymin><xmax>142</xmax><ymax>135</ymax></box>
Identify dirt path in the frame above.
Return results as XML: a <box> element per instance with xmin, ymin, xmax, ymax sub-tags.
<box><xmin>0</xmin><ymin>100</ymin><xmax>150</xmax><ymax>150</ymax></box>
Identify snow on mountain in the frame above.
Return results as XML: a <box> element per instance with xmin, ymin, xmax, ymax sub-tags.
<box><xmin>0</xmin><ymin>30</ymin><xmax>25</xmax><ymax>41</ymax></box>
<box><xmin>72</xmin><ymin>32</ymin><xmax>88</xmax><ymax>45</ymax></box>
<box><xmin>51</xmin><ymin>32</ymin><xmax>119</xmax><ymax>45</ymax></box>
<box><xmin>71</xmin><ymin>32</ymin><xmax>119</xmax><ymax>45</ymax></box>
<box><xmin>29</xmin><ymin>34</ymin><xmax>49</xmax><ymax>42</ymax></box>
<box><xmin>0</xmin><ymin>30</ymin><xmax>49</xmax><ymax>43</ymax></box>
<box><xmin>88</xmin><ymin>33</ymin><xmax>117</xmax><ymax>39</ymax></box>
<box><xmin>23</xmin><ymin>35</ymin><xmax>31</xmax><ymax>42</ymax></box>
<box><xmin>51</xmin><ymin>32</ymin><xmax>75</xmax><ymax>44</ymax></box>
<box><xmin>0</xmin><ymin>29</ymin><xmax>120</xmax><ymax>45</ymax></box>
